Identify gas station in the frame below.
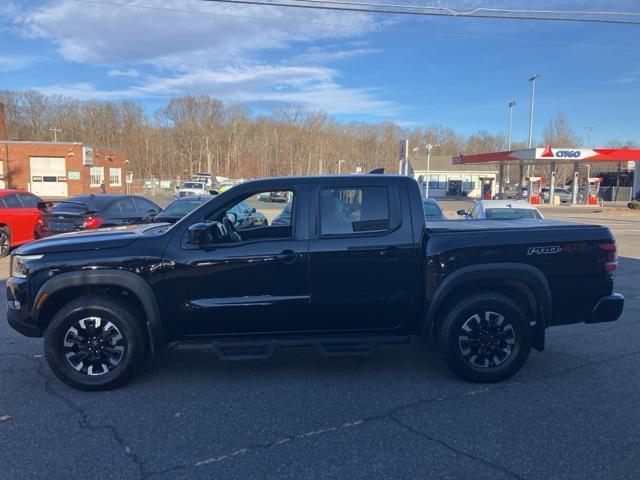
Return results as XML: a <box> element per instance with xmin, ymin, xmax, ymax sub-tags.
<box><xmin>453</xmin><ymin>146</ymin><xmax>640</xmax><ymax>205</ymax></box>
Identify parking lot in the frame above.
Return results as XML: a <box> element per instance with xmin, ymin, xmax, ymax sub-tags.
<box><xmin>1</xmin><ymin>209</ymin><xmax>639</xmax><ymax>479</ymax></box>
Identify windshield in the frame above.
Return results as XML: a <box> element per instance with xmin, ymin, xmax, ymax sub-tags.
<box><xmin>485</xmin><ymin>208</ymin><xmax>541</xmax><ymax>219</ymax></box>
<box><xmin>51</xmin><ymin>201</ymin><xmax>93</xmax><ymax>214</ymax></box>
<box><xmin>160</xmin><ymin>199</ymin><xmax>206</xmax><ymax>216</ymax></box>
<box><xmin>181</xmin><ymin>182</ymin><xmax>204</xmax><ymax>189</ymax></box>
<box><xmin>423</xmin><ymin>202</ymin><xmax>443</xmax><ymax>217</ymax></box>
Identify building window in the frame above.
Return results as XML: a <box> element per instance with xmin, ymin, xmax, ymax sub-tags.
<box><xmin>428</xmin><ymin>174</ymin><xmax>447</xmax><ymax>189</ymax></box>
<box><xmin>109</xmin><ymin>168</ymin><xmax>122</xmax><ymax>186</ymax></box>
<box><xmin>462</xmin><ymin>175</ymin><xmax>476</xmax><ymax>191</ymax></box>
<box><xmin>90</xmin><ymin>166</ymin><xmax>104</xmax><ymax>187</ymax></box>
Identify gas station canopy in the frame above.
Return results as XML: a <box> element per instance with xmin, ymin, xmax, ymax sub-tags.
<box><xmin>453</xmin><ymin>146</ymin><xmax>640</xmax><ymax>165</ymax></box>
<box><xmin>452</xmin><ymin>146</ymin><xmax>640</xmax><ymax>205</ymax></box>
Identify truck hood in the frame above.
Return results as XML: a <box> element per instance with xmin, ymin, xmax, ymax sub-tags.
<box><xmin>15</xmin><ymin>223</ymin><xmax>168</xmax><ymax>255</ymax></box>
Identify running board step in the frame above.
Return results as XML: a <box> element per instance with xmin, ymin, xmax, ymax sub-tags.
<box><xmin>171</xmin><ymin>335</ymin><xmax>411</xmax><ymax>360</ymax></box>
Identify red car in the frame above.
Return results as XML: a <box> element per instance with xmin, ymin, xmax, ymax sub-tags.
<box><xmin>0</xmin><ymin>190</ymin><xmax>47</xmax><ymax>257</ymax></box>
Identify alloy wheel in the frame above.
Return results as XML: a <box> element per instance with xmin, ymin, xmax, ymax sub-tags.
<box><xmin>63</xmin><ymin>317</ymin><xmax>125</xmax><ymax>376</ymax></box>
<box><xmin>0</xmin><ymin>232</ymin><xmax>9</xmax><ymax>256</ymax></box>
<box><xmin>457</xmin><ymin>311</ymin><xmax>516</xmax><ymax>369</ymax></box>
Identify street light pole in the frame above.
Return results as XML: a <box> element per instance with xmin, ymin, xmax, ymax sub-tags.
<box><xmin>585</xmin><ymin>125</ymin><xmax>594</xmax><ymax>148</ymax></box>
<box><xmin>506</xmin><ymin>100</ymin><xmax>516</xmax><ymax>188</ymax></box>
<box><xmin>425</xmin><ymin>143</ymin><xmax>439</xmax><ymax>198</ymax></box>
<box><xmin>338</xmin><ymin>160</ymin><xmax>344</xmax><ymax>174</ymax></box>
<box><xmin>527</xmin><ymin>74</ymin><xmax>542</xmax><ymax>149</ymax></box>
<box><xmin>526</xmin><ymin>74</ymin><xmax>542</xmax><ymax>180</ymax></box>
<box><xmin>508</xmin><ymin>101</ymin><xmax>516</xmax><ymax>150</ymax></box>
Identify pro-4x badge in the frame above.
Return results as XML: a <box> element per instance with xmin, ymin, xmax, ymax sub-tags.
<box><xmin>527</xmin><ymin>246</ymin><xmax>561</xmax><ymax>255</ymax></box>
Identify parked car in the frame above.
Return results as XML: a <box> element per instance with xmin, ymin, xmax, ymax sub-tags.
<box><xmin>43</xmin><ymin>194</ymin><xmax>161</xmax><ymax>234</ymax></box>
<box><xmin>457</xmin><ymin>200</ymin><xmax>543</xmax><ymax>220</ymax></box>
<box><xmin>271</xmin><ymin>201</ymin><xmax>293</xmax><ymax>226</ymax></box>
<box><xmin>7</xmin><ymin>175</ymin><xmax>624</xmax><ymax>390</ymax></box>
<box><xmin>0</xmin><ymin>190</ymin><xmax>47</xmax><ymax>257</ymax></box>
<box><xmin>541</xmin><ymin>187</ymin><xmax>572</xmax><ymax>203</ymax></box>
<box><xmin>259</xmin><ymin>191</ymin><xmax>287</xmax><ymax>202</ymax></box>
<box><xmin>177</xmin><ymin>182</ymin><xmax>209</xmax><ymax>197</ymax></box>
<box><xmin>422</xmin><ymin>198</ymin><xmax>446</xmax><ymax>220</ymax></box>
<box><xmin>635</xmin><ymin>191</ymin><xmax>640</xmax><ymax>201</ymax></box>
<box><xmin>153</xmin><ymin>196</ymin><xmax>215</xmax><ymax>224</ymax></box>
<box><xmin>227</xmin><ymin>200</ymin><xmax>268</xmax><ymax>229</ymax></box>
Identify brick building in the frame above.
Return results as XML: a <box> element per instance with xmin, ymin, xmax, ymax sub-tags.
<box><xmin>0</xmin><ymin>103</ymin><xmax>128</xmax><ymax>198</ymax></box>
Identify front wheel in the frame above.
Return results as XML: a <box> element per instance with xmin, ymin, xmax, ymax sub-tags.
<box><xmin>436</xmin><ymin>293</ymin><xmax>531</xmax><ymax>383</ymax></box>
<box><xmin>0</xmin><ymin>227</ymin><xmax>10</xmax><ymax>257</ymax></box>
<box><xmin>44</xmin><ymin>295</ymin><xmax>148</xmax><ymax>390</ymax></box>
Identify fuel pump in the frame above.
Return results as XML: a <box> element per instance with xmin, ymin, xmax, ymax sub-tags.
<box><xmin>527</xmin><ymin>176</ymin><xmax>543</xmax><ymax>204</ymax></box>
<box><xmin>587</xmin><ymin>177</ymin><xmax>602</xmax><ymax>205</ymax></box>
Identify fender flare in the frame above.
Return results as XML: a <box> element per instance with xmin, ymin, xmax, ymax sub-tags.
<box><xmin>33</xmin><ymin>269</ymin><xmax>164</xmax><ymax>353</ymax></box>
<box><xmin>424</xmin><ymin>263</ymin><xmax>552</xmax><ymax>350</ymax></box>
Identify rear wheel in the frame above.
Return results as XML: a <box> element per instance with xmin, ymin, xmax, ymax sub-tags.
<box><xmin>437</xmin><ymin>293</ymin><xmax>531</xmax><ymax>382</ymax></box>
<box><xmin>44</xmin><ymin>295</ymin><xmax>148</xmax><ymax>390</ymax></box>
<box><xmin>0</xmin><ymin>227</ymin><xmax>10</xmax><ymax>257</ymax></box>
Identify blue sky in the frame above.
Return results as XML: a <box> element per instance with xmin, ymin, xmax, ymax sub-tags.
<box><xmin>1</xmin><ymin>0</ymin><xmax>639</xmax><ymax>145</ymax></box>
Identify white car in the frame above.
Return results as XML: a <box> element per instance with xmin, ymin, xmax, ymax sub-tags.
<box><xmin>457</xmin><ymin>200</ymin><xmax>543</xmax><ymax>220</ymax></box>
<box><xmin>177</xmin><ymin>181</ymin><xmax>209</xmax><ymax>197</ymax></box>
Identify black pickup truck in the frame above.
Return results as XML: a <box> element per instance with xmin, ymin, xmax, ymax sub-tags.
<box><xmin>7</xmin><ymin>175</ymin><xmax>624</xmax><ymax>390</ymax></box>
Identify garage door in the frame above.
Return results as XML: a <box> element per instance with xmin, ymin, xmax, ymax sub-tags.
<box><xmin>29</xmin><ymin>157</ymin><xmax>68</xmax><ymax>197</ymax></box>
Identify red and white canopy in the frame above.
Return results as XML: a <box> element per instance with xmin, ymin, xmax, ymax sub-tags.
<box><xmin>454</xmin><ymin>145</ymin><xmax>640</xmax><ymax>165</ymax></box>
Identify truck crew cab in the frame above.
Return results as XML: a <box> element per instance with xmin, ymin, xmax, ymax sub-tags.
<box><xmin>7</xmin><ymin>175</ymin><xmax>624</xmax><ymax>390</ymax></box>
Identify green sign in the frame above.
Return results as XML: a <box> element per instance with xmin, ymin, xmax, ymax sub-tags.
<box><xmin>68</xmin><ymin>171</ymin><xmax>80</xmax><ymax>180</ymax></box>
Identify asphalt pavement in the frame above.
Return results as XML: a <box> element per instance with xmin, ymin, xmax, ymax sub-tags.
<box><xmin>1</xmin><ymin>211</ymin><xmax>639</xmax><ymax>480</ymax></box>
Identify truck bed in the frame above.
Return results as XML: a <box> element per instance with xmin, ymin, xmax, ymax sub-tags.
<box><xmin>426</xmin><ymin>219</ymin><xmax>605</xmax><ymax>232</ymax></box>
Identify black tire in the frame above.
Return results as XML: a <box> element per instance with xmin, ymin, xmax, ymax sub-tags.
<box><xmin>44</xmin><ymin>295</ymin><xmax>148</xmax><ymax>390</ymax></box>
<box><xmin>0</xmin><ymin>227</ymin><xmax>10</xmax><ymax>258</ymax></box>
<box><xmin>436</xmin><ymin>293</ymin><xmax>531</xmax><ymax>383</ymax></box>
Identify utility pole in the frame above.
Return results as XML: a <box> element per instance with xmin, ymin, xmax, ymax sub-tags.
<box><xmin>585</xmin><ymin>125</ymin><xmax>594</xmax><ymax>148</ymax></box>
<box><xmin>49</xmin><ymin>128</ymin><xmax>62</xmax><ymax>142</ymax></box>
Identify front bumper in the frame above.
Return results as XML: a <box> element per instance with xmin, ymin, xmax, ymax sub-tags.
<box><xmin>586</xmin><ymin>293</ymin><xmax>624</xmax><ymax>324</ymax></box>
<box><xmin>6</xmin><ymin>276</ymin><xmax>42</xmax><ymax>337</ymax></box>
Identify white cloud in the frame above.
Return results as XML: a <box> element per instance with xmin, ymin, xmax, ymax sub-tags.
<box><xmin>19</xmin><ymin>0</ymin><xmax>377</xmax><ymax>67</ymax></box>
<box><xmin>289</xmin><ymin>46</ymin><xmax>381</xmax><ymax>64</ymax></box>
<box><xmin>0</xmin><ymin>54</ymin><xmax>39</xmax><ymax>72</ymax></box>
<box><xmin>107</xmin><ymin>67</ymin><xmax>140</xmax><ymax>78</ymax></box>
<box><xmin>36</xmin><ymin>63</ymin><xmax>396</xmax><ymax>116</ymax></box>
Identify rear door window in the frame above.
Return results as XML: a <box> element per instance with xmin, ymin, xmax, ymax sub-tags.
<box><xmin>3</xmin><ymin>194</ymin><xmax>22</xmax><ymax>208</ymax></box>
<box><xmin>320</xmin><ymin>187</ymin><xmax>390</xmax><ymax>235</ymax></box>
<box><xmin>17</xmin><ymin>193</ymin><xmax>39</xmax><ymax>208</ymax></box>
<box><xmin>133</xmin><ymin>197</ymin><xmax>160</xmax><ymax>214</ymax></box>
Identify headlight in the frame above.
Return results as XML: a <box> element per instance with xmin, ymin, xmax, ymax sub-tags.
<box><xmin>11</xmin><ymin>255</ymin><xmax>43</xmax><ymax>279</ymax></box>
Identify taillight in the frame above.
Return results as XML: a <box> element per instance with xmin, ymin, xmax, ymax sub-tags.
<box><xmin>83</xmin><ymin>216</ymin><xmax>104</xmax><ymax>229</ymax></box>
<box><xmin>598</xmin><ymin>242</ymin><xmax>617</xmax><ymax>271</ymax></box>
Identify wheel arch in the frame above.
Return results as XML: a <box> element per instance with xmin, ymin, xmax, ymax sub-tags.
<box><xmin>424</xmin><ymin>263</ymin><xmax>552</xmax><ymax>351</ymax></box>
<box><xmin>33</xmin><ymin>270</ymin><xmax>165</xmax><ymax>354</ymax></box>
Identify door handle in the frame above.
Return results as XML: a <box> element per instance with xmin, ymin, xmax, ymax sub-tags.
<box><xmin>276</xmin><ymin>249</ymin><xmax>297</xmax><ymax>264</ymax></box>
<box><xmin>380</xmin><ymin>247</ymin><xmax>399</xmax><ymax>260</ymax></box>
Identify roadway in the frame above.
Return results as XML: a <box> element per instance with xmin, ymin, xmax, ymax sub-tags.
<box><xmin>1</xmin><ymin>210</ymin><xmax>639</xmax><ymax>479</ymax></box>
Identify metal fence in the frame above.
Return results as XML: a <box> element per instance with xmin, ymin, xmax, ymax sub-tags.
<box><xmin>599</xmin><ymin>186</ymin><xmax>633</xmax><ymax>202</ymax></box>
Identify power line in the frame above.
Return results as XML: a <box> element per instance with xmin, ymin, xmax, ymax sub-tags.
<box><xmin>198</xmin><ymin>0</ymin><xmax>640</xmax><ymax>25</ymax></box>
<box><xmin>69</xmin><ymin>0</ymin><xmax>640</xmax><ymax>51</ymax></box>
<box><xmin>284</xmin><ymin>0</ymin><xmax>640</xmax><ymax>18</ymax></box>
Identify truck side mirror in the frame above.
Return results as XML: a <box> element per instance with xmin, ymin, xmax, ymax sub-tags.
<box><xmin>456</xmin><ymin>209</ymin><xmax>467</xmax><ymax>216</ymax></box>
<box><xmin>187</xmin><ymin>222</ymin><xmax>222</xmax><ymax>245</ymax></box>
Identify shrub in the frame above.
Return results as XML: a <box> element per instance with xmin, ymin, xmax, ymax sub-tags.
<box><xmin>628</xmin><ymin>201</ymin><xmax>640</xmax><ymax>209</ymax></box>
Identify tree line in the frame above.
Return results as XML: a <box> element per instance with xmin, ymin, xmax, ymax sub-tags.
<box><xmin>0</xmin><ymin>90</ymin><xmax>636</xmax><ymax>184</ymax></box>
